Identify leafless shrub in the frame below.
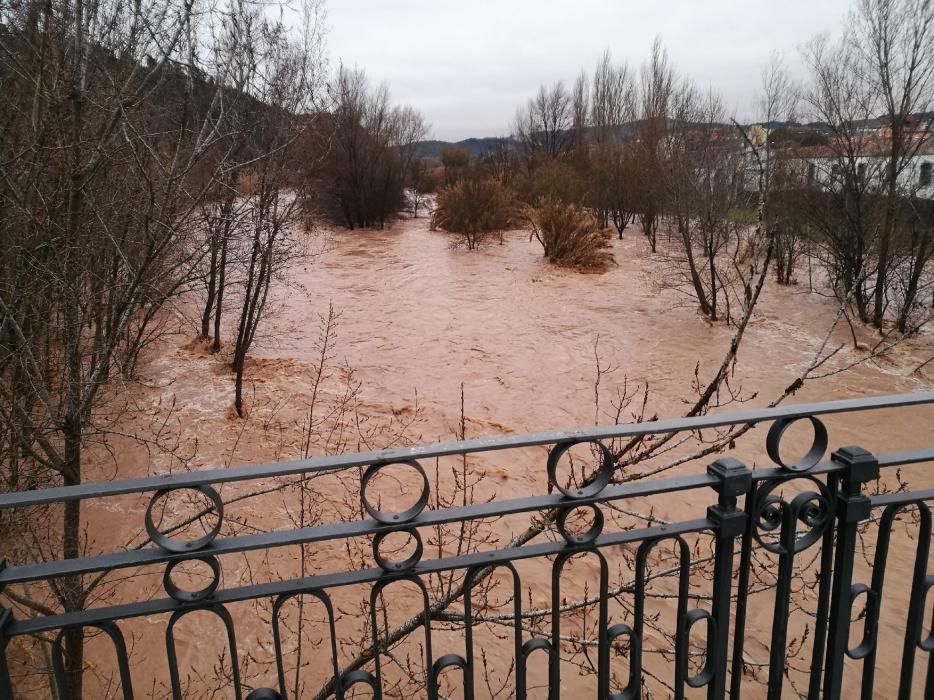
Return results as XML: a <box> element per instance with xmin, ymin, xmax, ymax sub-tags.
<box><xmin>527</xmin><ymin>199</ymin><xmax>616</xmax><ymax>271</ymax></box>
<box><xmin>430</xmin><ymin>178</ymin><xmax>521</xmax><ymax>250</ymax></box>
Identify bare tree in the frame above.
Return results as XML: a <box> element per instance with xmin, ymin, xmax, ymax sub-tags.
<box><xmin>591</xmin><ymin>49</ymin><xmax>636</xmax><ymax>144</ymax></box>
<box><xmin>512</xmin><ymin>82</ymin><xmax>574</xmax><ymax>164</ymax></box>
<box><xmin>317</xmin><ymin>67</ymin><xmax>428</xmax><ymax>229</ymax></box>
<box><xmin>572</xmin><ymin>69</ymin><xmax>590</xmax><ymax>147</ymax></box>
<box><xmin>854</xmin><ymin>0</ymin><xmax>934</xmax><ymax>328</ymax></box>
<box><xmin>799</xmin><ymin>1</ymin><xmax>934</xmax><ymax>329</ymax></box>
<box><xmin>665</xmin><ymin>86</ymin><xmax>748</xmax><ymax>322</ymax></box>
<box><xmin>756</xmin><ymin>56</ymin><xmax>807</xmax><ymax>285</ymax></box>
<box><xmin>0</xmin><ymin>0</ymin><xmax>327</xmax><ymax>693</ymax></box>
<box><xmin>229</xmin><ymin>10</ymin><xmax>324</xmax><ymax>417</ymax></box>
<box><xmin>800</xmin><ymin>34</ymin><xmax>886</xmax><ymax>322</ymax></box>
<box><xmin>632</xmin><ymin>37</ymin><xmax>675</xmax><ymax>252</ymax></box>
<box><xmin>586</xmin><ymin>50</ymin><xmax>637</xmax><ymax>231</ymax></box>
<box><xmin>198</xmin><ymin>180</ymin><xmax>251</xmax><ymax>351</ymax></box>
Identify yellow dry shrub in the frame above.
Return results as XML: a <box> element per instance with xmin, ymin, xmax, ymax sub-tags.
<box><xmin>528</xmin><ymin>199</ymin><xmax>616</xmax><ymax>271</ymax></box>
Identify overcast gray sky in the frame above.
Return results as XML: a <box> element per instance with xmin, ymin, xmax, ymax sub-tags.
<box><xmin>325</xmin><ymin>1</ymin><xmax>852</xmax><ymax>141</ymax></box>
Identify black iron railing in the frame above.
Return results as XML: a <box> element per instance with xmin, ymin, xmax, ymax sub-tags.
<box><xmin>1</xmin><ymin>392</ymin><xmax>933</xmax><ymax>699</ymax></box>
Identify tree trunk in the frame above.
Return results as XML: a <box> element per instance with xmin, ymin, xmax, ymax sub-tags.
<box><xmin>234</xmin><ymin>352</ymin><xmax>245</xmax><ymax>417</ymax></box>
<box><xmin>681</xmin><ymin>223</ymin><xmax>712</xmax><ymax>317</ymax></box>
<box><xmin>897</xmin><ymin>230</ymin><xmax>932</xmax><ymax>333</ymax></box>
<box><xmin>873</xmin><ymin>143</ymin><xmax>900</xmax><ymax>329</ymax></box>
<box><xmin>61</xmin><ymin>420</ymin><xmax>84</xmax><ymax>698</ymax></box>
<box><xmin>201</xmin><ymin>244</ymin><xmax>218</xmax><ymax>339</ymax></box>
<box><xmin>708</xmin><ymin>243</ymin><xmax>718</xmax><ymax>322</ymax></box>
<box><xmin>211</xmin><ymin>232</ymin><xmax>228</xmax><ymax>354</ymax></box>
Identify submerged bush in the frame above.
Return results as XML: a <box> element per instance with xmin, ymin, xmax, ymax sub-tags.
<box><xmin>528</xmin><ymin>200</ymin><xmax>616</xmax><ymax>271</ymax></box>
<box><xmin>430</xmin><ymin>177</ymin><xmax>521</xmax><ymax>249</ymax></box>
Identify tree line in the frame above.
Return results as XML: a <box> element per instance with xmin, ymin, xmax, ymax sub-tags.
<box><xmin>424</xmin><ymin>0</ymin><xmax>934</xmax><ymax>334</ymax></box>
<box><xmin>0</xmin><ymin>0</ymin><xmax>432</xmax><ymax>693</ymax></box>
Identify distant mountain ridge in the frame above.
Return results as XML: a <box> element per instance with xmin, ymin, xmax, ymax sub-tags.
<box><xmin>416</xmin><ymin>121</ymin><xmax>738</xmax><ymax>161</ymax></box>
<box><xmin>416</xmin><ymin>112</ymin><xmax>934</xmax><ymax>161</ymax></box>
<box><xmin>414</xmin><ymin>137</ymin><xmax>514</xmax><ymax>160</ymax></box>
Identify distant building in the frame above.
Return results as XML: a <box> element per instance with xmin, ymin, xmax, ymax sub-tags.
<box><xmin>769</xmin><ymin>118</ymin><xmax>934</xmax><ymax>198</ymax></box>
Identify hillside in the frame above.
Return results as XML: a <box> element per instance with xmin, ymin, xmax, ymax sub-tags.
<box><xmin>414</xmin><ymin>136</ymin><xmax>515</xmax><ymax>160</ymax></box>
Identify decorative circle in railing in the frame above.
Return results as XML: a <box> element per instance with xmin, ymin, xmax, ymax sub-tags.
<box><xmin>432</xmin><ymin>653</ymin><xmax>469</xmax><ymax>679</ymax></box>
<box><xmin>766</xmin><ymin>415</ymin><xmax>828</xmax><ymax>472</ymax></box>
<box><xmin>607</xmin><ymin>623</ymin><xmax>634</xmax><ymax>643</ymax></box>
<box><xmin>556</xmin><ymin>503</ymin><xmax>605</xmax><ymax>545</ymax></box>
<box><xmin>372</xmin><ymin>527</ymin><xmax>423</xmax><ymax>572</ymax></box>
<box><xmin>521</xmin><ymin>637</ymin><xmax>553</xmax><ymax>658</ymax></box>
<box><xmin>753</xmin><ymin>477</ymin><xmax>832</xmax><ymax>554</ymax></box>
<box><xmin>163</xmin><ymin>554</ymin><xmax>221</xmax><ymax>603</ymax></box>
<box><xmin>145</xmin><ymin>485</ymin><xmax>224</xmax><ymax>553</ymax></box>
<box><xmin>546</xmin><ymin>440</ymin><xmax>614</xmax><ymax>499</ymax></box>
<box><xmin>342</xmin><ymin>669</ymin><xmax>379</xmax><ymax>692</ymax></box>
<box><xmin>360</xmin><ymin>460</ymin><xmax>430</xmax><ymax>524</ymax></box>
<box><xmin>245</xmin><ymin>689</ymin><xmax>283</xmax><ymax>700</ymax></box>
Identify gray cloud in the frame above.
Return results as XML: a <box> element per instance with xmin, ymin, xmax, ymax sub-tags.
<box><xmin>325</xmin><ymin>0</ymin><xmax>851</xmax><ymax>140</ymax></box>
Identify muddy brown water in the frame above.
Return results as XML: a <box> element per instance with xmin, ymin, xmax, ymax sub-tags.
<box><xmin>11</xmin><ymin>216</ymin><xmax>934</xmax><ymax>698</ymax></box>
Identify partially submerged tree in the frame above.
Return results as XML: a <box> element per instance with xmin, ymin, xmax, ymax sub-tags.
<box><xmin>408</xmin><ymin>158</ymin><xmax>438</xmax><ymax>217</ymax></box>
<box><xmin>528</xmin><ymin>200</ymin><xmax>616</xmax><ymax>271</ymax></box>
<box><xmin>198</xmin><ymin>178</ymin><xmax>250</xmax><ymax>351</ymax></box>
<box><xmin>317</xmin><ymin>68</ymin><xmax>428</xmax><ymax>229</ymax></box>
<box><xmin>665</xmin><ymin>86</ymin><xmax>748</xmax><ymax>321</ymax></box>
<box><xmin>800</xmin><ymin>34</ymin><xmax>887</xmax><ymax>322</ymax></box>
<box><xmin>430</xmin><ymin>178</ymin><xmax>521</xmax><ymax>250</ymax></box>
<box><xmin>586</xmin><ymin>142</ymin><xmax>636</xmax><ymax>236</ymax></box>
<box><xmin>585</xmin><ymin>51</ymin><xmax>638</xmax><ymax>233</ymax></box>
<box><xmin>798</xmin><ymin>0</ymin><xmax>934</xmax><ymax>330</ymax></box>
<box><xmin>227</xmin><ymin>13</ymin><xmax>324</xmax><ymax>418</ymax></box>
<box><xmin>758</xmin><ymin>57</ymin><xmax>807</xmax><ymax>285</ymax></box>
<box><xmin>854</xmin><ymin>0</ymin><xmax>934</xmax><ymax>329</ymax></box>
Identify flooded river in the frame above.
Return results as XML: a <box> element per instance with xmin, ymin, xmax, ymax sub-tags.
<box><xmin>17</xmin><ymin>215</ymin><xmax>934</xmax><ymax>698</ymax></box>
<box><xmin>270</xmin><ymin>216</ymin><xmax>932</xmax><ymax>437</ymax></box>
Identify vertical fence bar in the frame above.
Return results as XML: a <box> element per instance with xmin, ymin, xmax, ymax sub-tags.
<box><xmin>706</xmin><ymin>458</ymin><xmax>751</xmax><ymax>700</ymax></box>
<box><xmin>671</xmin><ymin>539</ymin><xmax>690</xmax><ymax>699</ymax></box>
<box><xmin>822</xmin><ymin>446</ymin><xmax>879</xmax><ymax>700</ymax></box>
<box><xmin>765</xmin><ymin>502</ymin><xmax>798</xmax><ymax>700</ymax></box>
<box><xmin>0</xmin><ymin>607</ymin><xmax>13</xmax><ymax>700</ymax></box>
<box><xmin>897</xmin><ymin>509</ymin><xmax>932</xmax><ymax>700</ymax></box>
<box><xmin>806</xmin><ymin>474</ymin><xmax>838</xmax><ymax>700</ymax></box>
<box><xmin>728</xmin><ymin>485</ymin><xmax>758</xmax><ymax>700</ymax></box>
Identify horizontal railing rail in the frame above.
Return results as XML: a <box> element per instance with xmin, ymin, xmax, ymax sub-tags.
<box><xmin>1</xmin><ymin>391</ymin><xmax>930</xmax><ymax>509</ymax></box>
<box><xmin>2</xmin><ymin>447</ymin><xmax>933</xmax><ymax>588</ymax></box>
<box><xmin>1</xmin><ymin>391</ymin><xmax>933</xmax><ymax>700</ymax></box>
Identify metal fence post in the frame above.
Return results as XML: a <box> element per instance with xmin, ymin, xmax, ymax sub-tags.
<box><xmin>822</xmin><ymin>446</ymin><xmax>879</xmax><ymax>699</ymax></box>
<box><xmin>0</xmin><ymin>606</ymin><xmax>13</xmax><ymax>700</ymax></box>
<box><xmin>706</xmin><ymin>457</ymin><xmax>751</xmax><ymax>700</ymax></box>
